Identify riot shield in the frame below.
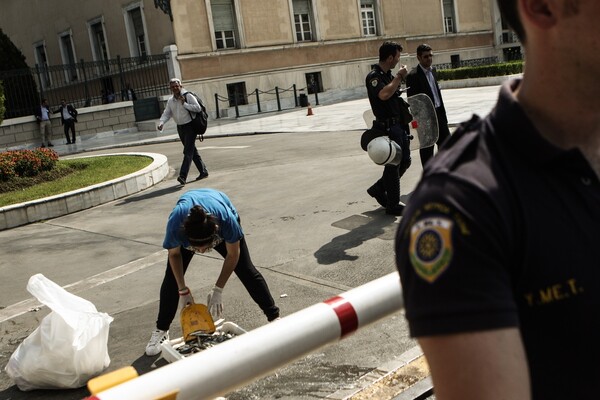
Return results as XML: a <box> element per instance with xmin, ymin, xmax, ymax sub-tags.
<box><xmin>363</xmin><ymin>93</ymin><xmax>438</xmax><ymax>151</ymax></box>
<box><xmin>407</xmin><ymin>93</ymin><xmax>439</xmax><ymax>150</ymax></box>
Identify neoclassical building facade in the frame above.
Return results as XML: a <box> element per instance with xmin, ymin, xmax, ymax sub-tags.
<box><xmin>0</xmin><ymin>0</ymin><xmax>520</xmax><ymax>110</ymax></box>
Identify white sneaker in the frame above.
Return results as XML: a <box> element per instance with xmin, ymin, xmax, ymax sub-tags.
<box><xmin>145</xmin><ymin>329</ymin><xmax>169</xmax><ymax>356</ymax></box>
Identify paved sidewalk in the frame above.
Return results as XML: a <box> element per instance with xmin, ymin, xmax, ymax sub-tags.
<box><xmin>51</xmin><ymin>84</ymin><xmax>503</xmax><ymax>158</ymax></box>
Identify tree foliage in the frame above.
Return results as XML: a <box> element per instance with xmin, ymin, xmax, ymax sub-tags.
<box><xmin>0</xmin><ymin>28</ymin><xmax>39</xmax><ymax>118</ymax></box>
<box><xmin>0</xmin><ymin>81</ymin><xmax>5</xmax><ymax>124</ymax></box>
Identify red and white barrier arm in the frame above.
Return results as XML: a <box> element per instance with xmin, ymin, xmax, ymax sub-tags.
<box><xmin>86</xmin><ymin>272</ymin><xmax>403</xmax><ymax>400</ymax></box>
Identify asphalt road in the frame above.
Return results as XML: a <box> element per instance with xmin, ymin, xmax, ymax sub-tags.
<box><xmin>0</xmin><ymin>130</ymin><xmax>427</xmax><ymax>400</ymax></box>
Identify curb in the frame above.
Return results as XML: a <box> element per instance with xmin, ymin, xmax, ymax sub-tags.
<box><xmin>0</xmin><ymin>152</ymin><xmax>169</xmax><ymax>231</ymax></box>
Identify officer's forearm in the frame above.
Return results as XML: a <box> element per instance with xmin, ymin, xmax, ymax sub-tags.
<box><xmin>378</xmin><ymin>77</ymin><xmax>402</xmax><ymax>100</ymax></box>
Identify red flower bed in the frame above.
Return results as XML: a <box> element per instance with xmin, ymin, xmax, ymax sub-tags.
<box><xmin>0</xmin><ymin>148</ymin><xmax>59</xmax><ymax>181</ymax></box>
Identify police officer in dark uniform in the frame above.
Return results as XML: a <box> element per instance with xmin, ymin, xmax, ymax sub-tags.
<box><xmin>365</xmin><ymin>41</ymin><xmax>411</xmax><ymax>216</ymax></box>
<box><xmin>395</xmin><ymin>0</ymin><xmax>600</xmax><ymax>397</ymax></box>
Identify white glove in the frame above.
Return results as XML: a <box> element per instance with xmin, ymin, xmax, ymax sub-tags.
<box><xmin>178</xmin><ymin>287</ymin><xmax>194</xmax><ymax>310</ymax></box>
<box><xmin>207</xmin><ymin>286</ymin><xmax>223</xmax><ymax>320</ymax></box>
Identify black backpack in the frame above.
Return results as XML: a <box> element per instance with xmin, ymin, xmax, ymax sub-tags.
<box><xmin>183</xmin><ymin>91</ymin><xmax>209</xmax><ymax>141</ymax></box>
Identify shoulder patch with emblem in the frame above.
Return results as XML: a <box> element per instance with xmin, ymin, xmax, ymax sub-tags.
<box><xmin>370</xmin><ymin>78</ymin><xmax>378</xmax><ymax>87</ymax></box>
<box><xmin>409</xmin><ymin>217</ymin><xmax>453</xmax><ymax>283</ymax></box>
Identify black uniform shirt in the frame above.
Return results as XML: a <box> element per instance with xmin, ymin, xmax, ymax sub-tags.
<box><xmin>396</xmin><ymin>79</ymin><xmax>600</xmax><ymax>400</ymax></box>
<box><xmin>366</xmin><ymin>64</ymin><xmax>408</xmax><ymax>121</ymax></box>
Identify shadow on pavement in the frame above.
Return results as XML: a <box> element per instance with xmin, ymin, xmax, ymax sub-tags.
<box><xmin>115</xmin><ymin>183</ymin><xmax>183</xmax><ymax>206</ymax></box>
<box><xmin>0</xmin><ymin>384</ymin><xmax>88</xmax><ymax>400</ymax></box>
<box><xmin>131</xmin><ymin>353</ymin><xmax>169</xmax><ymax>376</ymax></box>
<box><xmin>314</xmin><ymin>209</ymin><xmax>398</xmax><ymax>265</ymax></box>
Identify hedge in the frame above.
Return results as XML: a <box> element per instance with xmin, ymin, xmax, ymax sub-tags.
<box><xmin>437</xmin><ymin>61</ymin><xmax>524</xmax><ymax>81</ymax></box>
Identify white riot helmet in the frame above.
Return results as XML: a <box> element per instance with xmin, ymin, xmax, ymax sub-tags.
<box><xmin>367</xmin><ymin>136</ymin><xmax>402</xmax><ymax>166</ymax></box>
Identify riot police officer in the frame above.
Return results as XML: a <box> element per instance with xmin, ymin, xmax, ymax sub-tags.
<box><xmin>365</xmin><ymin>41</ymin><xmax>412</xmax><ymax>216</ymax></box>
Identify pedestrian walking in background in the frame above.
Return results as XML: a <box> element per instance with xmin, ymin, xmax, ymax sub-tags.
<box><xmin>158</xmin><ymin>78</ymin><xmax>209</xmax><ymax>186</ymax></box>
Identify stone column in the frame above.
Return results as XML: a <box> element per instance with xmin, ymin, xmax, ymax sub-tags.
<box><xmin>163</xmin><ymin>44</ymin><xmax>181</xmax><ymax>80</ymax></box>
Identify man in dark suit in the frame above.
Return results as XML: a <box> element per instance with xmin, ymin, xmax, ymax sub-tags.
<box><xmin>406</xmin><ymin>44</ymin><xmax>451</xmax><ymax>167</ymax></box>
<box><xmin>57</xmin><ymin>99</ymin><xmax>78</xmax><ymax>144</ymax></box>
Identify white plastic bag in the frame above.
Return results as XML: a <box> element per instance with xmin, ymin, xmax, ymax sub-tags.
<box><xmin>5</xmin><ymin>273</ymin><xmax>113</xmax><ymax>391</ymax></box>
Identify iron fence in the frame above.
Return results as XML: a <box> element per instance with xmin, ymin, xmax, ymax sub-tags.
<box><xmin>0</xmin><ymin>54</ymin><xmax>170</xmax><ymax>119</ymax></box>
<box><xmin>435</xmin><ymin>56</ymin><xmax>500</xmax><ymax>70</ymax></box>
<box><xmin>214</xmin><ymin>84</ymin><xmax>319</xmax><ymax>119</ymax></box>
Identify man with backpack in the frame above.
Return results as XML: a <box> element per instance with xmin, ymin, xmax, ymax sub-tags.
<box><xmin>158</xmin><ymin>78</ymin><xmax>209</xmax><ymax>185</ymax></box>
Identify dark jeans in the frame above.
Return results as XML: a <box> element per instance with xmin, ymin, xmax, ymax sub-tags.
<box><xmin>371</xmin><ymin>123</ymin><xmax>412</xmax><ymax>207</ymax></box>
<box><xmin>155</xmin><ymin>236</ymin><xmax>280</xmax><ymax>330</ymax></box>
<box><xmin>419</xmin><ymin>107</ymin><xmax>451</xmax><ymax>167</ymax></box>
<box><xmin>64</xmin><ymin>119</ymin><xmax>76</xmax><ymax>142</ymax></box>
<box><xmin>177</xmin><ymin>122</ymin><xmax>208</xmax><ymax>180</ymax></box>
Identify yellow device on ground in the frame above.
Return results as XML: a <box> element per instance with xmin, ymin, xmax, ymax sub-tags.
<box><xmin>180</xmin><ymin>303</ymin><xmax>215</xmax><ymax>342</ymax></box>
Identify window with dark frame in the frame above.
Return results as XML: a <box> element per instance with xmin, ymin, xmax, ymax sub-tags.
<box><xmin>60</xmin><ymin>34</ymin><xmax>78</xmax><ymax>82</ymax></box>
<box><xmin>305</xmin><ymin>72</ymin><xmax>323</xmax><ymax>94</ymax></box>
<box><xmin>128</xmin><ymin>7</ymin><xmax>147</xmax><ymax>57</ymax></box>
<box><xmin>35</xmin><ymin>44</ymin><xmax>51</xmax><ymax>89</ymax></box>
<box><xmin>226</xmin><ymin>82</ymin><xmax>247</xmax><ymax>107</ymax></box>
<box><xmin>90</xmin><ymin>21</ymin><xmax>110</xmax><ymax>72</ymax></box>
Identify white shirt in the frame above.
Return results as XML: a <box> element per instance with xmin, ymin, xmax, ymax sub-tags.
<box><xmin>40</xmin><ymin>106</ymin><xmax>50</xmax><ymax>121</ymax></box>
<box><xmin>419</xmin><ymin>64</ymin><xmax>442</xmax><ymax>108</ymax></box>
<box><xmin>62</xmin><ymin>107</ymin><xmax>73</xmax><ymax>121</ymax></box>
<box><xmin>159</xmin><ymin>89</ymin><xmax>202</xmax><ymax>126</ymax></box>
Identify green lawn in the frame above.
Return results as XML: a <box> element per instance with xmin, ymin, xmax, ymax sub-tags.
<box><xmin>0</xmin><ymin>155</ymin><xmax>153</xmax><ymax>207</ymax></box>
